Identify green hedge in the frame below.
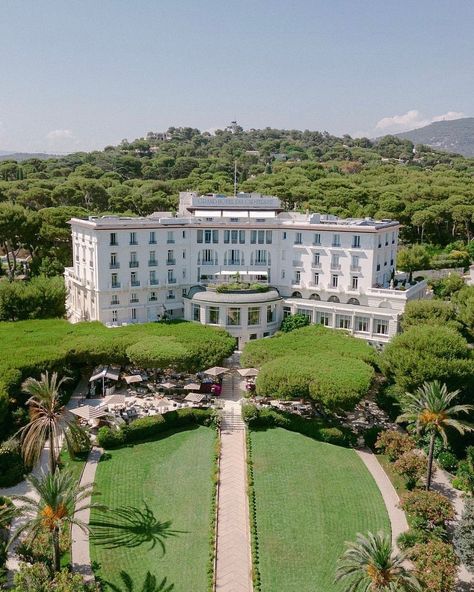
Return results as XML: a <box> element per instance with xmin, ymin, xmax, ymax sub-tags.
<box><xmin>0</xmin><ymin>441</ymin><xmax>26</xmax><ymax>487</ymax></box>
<box><xmin>241</xmin><ymin>325</ymin><xmax>376</xmax><ymax>411</ymax></box>
<box><xmin>242</xmin><ymin>404</ymin><xmax>355</xmax><ymax>447</ymax></box>
<box><xmin>0</xmin><ymin>319</ymin><xmax>235</xmax><ymax>438</ymax></box>
<box><xmin>97</xmin><ymin>407</ymin><xmax>216</xmax><ymax>449</ymax></box>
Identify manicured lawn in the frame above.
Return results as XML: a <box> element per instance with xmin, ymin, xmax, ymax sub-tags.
<box><xmin>90</xmin><ymin>426</ymin><xmax>215</xmax><ymax>592</ymax></box>
<box><xmin>250</xmin><ymin>428</ymin><xmax>390</xmax><ymax>592</ymax></box>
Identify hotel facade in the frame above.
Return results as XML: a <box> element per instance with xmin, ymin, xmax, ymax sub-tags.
<box><xmin>65</xmin><ymin>192</ymin><xmax>427</xmax><ymax>348</ymax></box>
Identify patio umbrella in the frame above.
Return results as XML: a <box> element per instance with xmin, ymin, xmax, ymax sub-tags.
<box><xmin>203</xmin><ymin>366</ymin><xmax>228</xmax><ymax>377</ymax></box>
<box><xmin>102</xmin><ymin>394</ymin><xmax>126</xmax><ymax>406</ymax></box>
<box><xmin>124</xmin><ymin>374</ymin><xmax>143</xmax><ymax>384</ymax></box>
<box><xmin>184</xmin><ymin>392</ymin><xmax>205</xmax><ymax>403</ymax></box>
<box><xmin>183</xmin><ymin>382</ymin><xmax>201</xmax><ymax>391</ymax></box>
<box><xmin>237</xmin><ymin>368</ymin><xmax>259</xmax><ymax>378</ymax></box>
<box><xmin>70</xmin><ymin>405</ymin><xmax>107</xmax><ymax>421</ymax></box>
<box><xmin>161</xmin><ymin>381</ymin><xmax>176</xmax><ymax>389</ymax></box>
<box><xmin>155</xmin><ymin>397</ymin><xmax>172</xmax><ymax>407</ymax></box>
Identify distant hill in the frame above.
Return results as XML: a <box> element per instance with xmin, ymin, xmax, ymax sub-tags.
<box><xmin>0</xmin><ymin>151</ymin><xmax>60</xmax><ymax>162</ymax></box>
<box><xmin>395</xmin><ymin>117</ymin><xmax>474</xmax><ymax>156</ymax></box>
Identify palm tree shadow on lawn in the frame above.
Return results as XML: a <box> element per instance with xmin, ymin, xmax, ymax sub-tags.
<box><xmin>90</xmin><ymin>502</ymin><xmax>186</xmax><ymax>554</ymax></box>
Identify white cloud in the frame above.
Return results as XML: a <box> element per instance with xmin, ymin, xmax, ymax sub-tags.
<box><xmin>46</xmin><ymin>129</ymin><xmax>75</xmax><ymax>141</ymax></box>
<box><xmin>374</xmin><ymin>109</ymin><xmax>465</xmax><ymax>134</ymax></box>
<box><xmin>45</xmin><ymin>129</ymin><xmax>78</xmax><ymax>152</ymax></box>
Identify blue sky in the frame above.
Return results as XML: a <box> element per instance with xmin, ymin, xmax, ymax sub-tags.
<box><xmin>0</xmin><ymin>0</ymin><xmax>473</xmax><ymax>152</ymax></box>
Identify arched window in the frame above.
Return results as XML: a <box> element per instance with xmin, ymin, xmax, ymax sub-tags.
<box><xmin>379</xmin><ymin>300</ymin><xmax>392</xmax><ymax>309</ymax></box>
<box><xmin>224</xmin><ymin>250</ymin><xmax>244</xmax><ymax>265</ymax></box>
<box><xmin>328</xmin><ymin>295</ymin><xmax>340</xmax><ymax>303</ymax></box>
<box><xmin>251</xmin><ymin>250</ymin><xmax>270</xmax><ymax>265</ymax></box>
<box><xmin>198</xmin><ymin>249</ymin><xmax>218</xmax><ymax>265</ymax></box>
<box><xmin>347</xmin><ymin>297</ymin><xmax>360</xmax><ymax>305</ymax></box>
<box><xmin>291</xmin><ymin>291</ymin><xmax>302</xmax><ymax>298</ymax></box>
<box><xmin>309</xmin><ymin>293</ymin><xmax>321</xmax><ymax>300</ymax></box>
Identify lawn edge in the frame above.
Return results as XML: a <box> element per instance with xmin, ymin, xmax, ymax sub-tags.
<box><xmin>246</xmin><ymin>429</ymin><xmax>262</xmax><ymax>591</ymax></box>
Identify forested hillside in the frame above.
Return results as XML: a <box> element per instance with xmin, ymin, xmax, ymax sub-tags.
<box><xmin>1</xmin><ymin>126</ymin><xmax>474</xmax><ymax>278</ymax></box>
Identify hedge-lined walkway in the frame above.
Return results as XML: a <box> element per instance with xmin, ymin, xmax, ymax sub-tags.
<box><xmin>215</xmin><ymin>373</ymin><xmax>253</xmax><ymax>592</ymax></box>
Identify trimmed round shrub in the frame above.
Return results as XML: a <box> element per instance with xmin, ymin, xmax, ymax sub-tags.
<box><xmin>318</xmin><ymin>427</ymin><xmax>346</xmax><ymax>446</ymax></box>
<box><xmin>411</xmin><ymin>540</ymin><xmax>459</xmax><ymax>592</ymax></box>
<box><xmin>97</xmin><ymin>426</ymin><xmax>126</xmax><ymax>449</ymax></box>
<box><xmin>375</xmin><ymin>429</ymin><xmax>415</xmax><ymax>461</ymax></box>
<box><xmin>437</xmin><ymin>451</ymin><xmax>458</xmax><ymax>473</ymax></box>
<box><xmin>126</xmin><ymin>336</ymin><xmax>193</xmax><ymax>372</ymax></box>
<box><xmin>400</xmin><ymin>490</ymin><xmax>455</xmax><ymax>529</ymax></box>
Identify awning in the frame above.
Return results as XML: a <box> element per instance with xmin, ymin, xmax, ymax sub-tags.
<box><xmin>124</xmin><ymin>374</ymin><xmax>143</xmax><ymax>384</ymax></box>
<box><xmin>238</xmin><ymin>368</ymin><xmax>259</xmax><ymax>377</ymax></box>
<box><xmin>245</xmin><ymin>271</ymin><xmax>268</xmax><ymax>276</ymax></box>
<box><xmin>160</xmin><ymin>382</ymin><xmax>176</xmax><ymax>389</ymax></box>
<box><xmin>154</xmin><ymin>397</ymin><xmax>172</xmax><ymax>407</ymax></box>
<box><xmin>102</xmin><ymin>394</ymin><xmax>126</xmax><ymax>406</ymax></box>
<box><xmin>89</xmin><ymin>366</ymin><xmax>120</xmax><ymax>382</ymax></box>
<box><xmin>184</xmin><ymin>392</ymin><xmax>206</xmax><ymax>403</ymax></box>
<box><xmin>70</xmin><ymin>405</ymin><xmax>107</xmax><ymax>420</ymax></box>
<box><xmin>204</xmin><ymin>366</ymin><xmax>228</xmax><ymax>377</ymax></box>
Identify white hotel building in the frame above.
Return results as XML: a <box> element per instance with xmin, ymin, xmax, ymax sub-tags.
<box><xmin>65</xmin><ymin>192</ymin><xmax>427</xmax><ymax>348</ymax></box>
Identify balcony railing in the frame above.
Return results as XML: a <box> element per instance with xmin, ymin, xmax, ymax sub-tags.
<box><xmin>111</xmin><ymin>282</ymin><xmax>121</xmax><ymax>289</ymax></box>
<box><xmin>131</xmin><ymin>280</ymin><xmax>140</xmax><ymax>287</ymax></box>
<box><xmin>149</xmin><ymin>279</ymin><xmax>159</xmax><ymax>286</ymax></box>
<box><xmin>129</xmin><ymin>261</ymin><xmax>139</xmax><ymax>268</ymax></box>
<box><xmin>167</xmin><ymin>239</ymin><xmax>175</xmax><ymax>244</ymax></box>
<box><xmin>166</xmin><ymin>259</ymin><xmax>176</xmax><ymax>265</ymax></box>
<box><xmin>332</xmin><ymin>242</ymin><xmax>341</xmax><ymax>248</ymax></box>
<box><xmin>168</xmin><ymin>278</ymin><xmax>177</xmax><ymax>284</ymax></box>
<box><xmin>330</xmin><ymin>263</ymin><xmax>341</xmax><ymax>270</ymax></box>
<box><xmin>130</xmin><ymin>298</ymin><xmax>139</xmax><ymax>304</ymax></box>
<box><xmin>148</xmin><ymin>260</ymin><xmax>158</xmax><ymax>266</ymax></box>
<box><xmin>109</xmin><ymin>262</ymin><xmax>120</xmax><ymax>269</ymax></box>
<box><xmin>350</xmin><ymin>265</ymin><xmax>361</xmax><ymax>271</ymax></box>
<box><xmin>292</xmin><ymin>260</ymin><xmax>303</xmax><ymax>267</ymax></box>
<box><xmin>312</xmin><ymin>262</ymin><xmax>321</xmax><ymax>269</ymax></box>
<box><xmin>167</xmin><ymin>294</ymin><xmax>176</xmax><ymax>299</ymax></box>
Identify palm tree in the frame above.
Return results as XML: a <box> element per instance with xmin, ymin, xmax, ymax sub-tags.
<box><xmin>106</xmin><ymin>571</ymin><xmax>174</xmax><ymax>592</ymax></box>
<box><xmin>9</xmin><ymin>469</ymin><xmax>106</xmax><ymax>572</ymax></box>
<box><xmin>397</xmin><ymin>380</ymin><xmax>473</xmax><ymax>490</ymax></box>
<box><xmin>335</xmin><ymin>531</ymin><xmax>421</xmax><ymax>592</ymax></box>
<box><xmin>19</xmin><ymin>371</ymin><xmax>87</xmax><ymax>473</ymax></box>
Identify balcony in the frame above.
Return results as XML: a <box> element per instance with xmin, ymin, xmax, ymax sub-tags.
<box><xmin>311</xmin><ymin>261</ymin><xmax>321</xmax><ymax>269</ymax></box>
<box><xmin>292</xmin><ymin>260</ymin><xmax>304</xmax><ymax>267</ymax></box>
<box><xmin>331</xmin><ymin>242</ymin><xmax>341</xmax><ymax>248</ymax></box>
<box><xmin>130</xmin><ymin>298</ymin><xmax>139</xmax><ymax>304</ymax></box>
<box><xmin>149</xmin><ymin>296</ymin><xmax>158</xmax><ymax>302</ymax></box>
<box><xmin>111</xmin><ymin>282</ymin><xmax>121</xmax><ymax>289</ymax></box>
<box><xmin>129</xmin><ymin>261</ymin><xmax>139</xmax><ymax>268</ymax></box>
<box><xmin>166</xmin><ymin>259</ymin><xmax>176</xmax><ymax>265</ymax></box>
<box><xmin>149</xmin><ymin>279</ymin><xmax>159</xmax><ymax>286</ymax></box>
<box><xmin>351</xmin><ymin>243</ymin><xmax>361</xmax><ymax>249</ymax></box>
<box><xmin>109</xmin><ymin>242</ymin><xmax>118</xmax><ymax>247</ymax></box>
<box><xmin>149</xmin><ymin>239</ymin><xmax>157</xmax><ymax>245</ymax></box>
<box><xmin>167</xmin><ymin>294</ymin><xmax>176</xmax><ymax>300</ymax></box>
<box><xmin>292</xmin><ymin>279</ymin><xmax>301</xmax><ymax>286</ymax></box>
<box><xmin>350</xmin><ymin>265</ymin><xmax>361</xmax><ymax>272</ymax></box>
<box><xmin>109</xmin><ymin>262</ymin><xmax>120</xmax><ymax>269</ymax></box>
<box><xmin>330</xmin><ymin>264</ymin><xmax>341</xmax><ymax>270</ymax></box>
<box><xmin>148</xmin><ymin>260</ymin><xmax>158</xmax><ymax>266</ymax></box>
<box><xmin>167</xmin><ymin>239</ymin><xmax>175</xmax><ymax>244</ymax></box>
<box><xmin>168</xmin><ymin>278</ymin><xmax>177</xmax><ymax>284</ymax></box>
<box><xmin>129</xmin><ymin>241</ymin><xmax>138</xmax><ymax>246</ymax></box>
<box><xmin>131</xmin><ymin>280</ymin><xmax>140</xmax><ymax>287</ymax></box>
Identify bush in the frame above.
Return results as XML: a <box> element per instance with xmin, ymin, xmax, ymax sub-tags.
<box><xmin>0</xmin><ymin>439</ymin><xmax>27</xmax><ymax>487</ymax></box>
<box><xmin>393</xmin><ymin>451</ymin><xmax>427</xmax><ymax>489</ymax></box>
<box><xmin>280</xmin><ymin>313</ymin><xmax>311</xmax><ymax>333</ymax></box>
<box><xmin>397</xmin><ymin>528</ymin><xmax>430</xmax><ymax>550</ymax></box>
<box><xmin>400</xmin><ymin>490</ymin><xmax>455</xmax><ymax>529</ymax></box>
<box><xmin>437</xmin><ymin>451</ymin><xmax>459</xmax><ymax>473</ymax></box>
<box><xmin>12</xmin><ymin>563</ymin><xmax>101</xmax><ymax>592</ymax></box>
<box><xmin>411</xmin><ymin>540</ymin><xmax>459</xmax><ymax>592</ymax></box>
<box><xmin>375</xmin><ymin>430</ymin><xmax>415</xmax><ymax>461</ymax></box>
<box><xmin>453</xmin><ymin>498</ymin><xmax>474</xmax><ymax>571</ymax></box>
<box><xmin>0</xmin><ymin>275</ymin><xmax>66</xmax><ymax>322</ymax></box>
<box><xmin>98</xmin><ymin>408</ymin><xmax>216</xmax><ymax>449</ymax></box>
<box><xmin>242</xmin><ymin>403</ymin><xmax>353</xmax><ymax>447</ymax></box>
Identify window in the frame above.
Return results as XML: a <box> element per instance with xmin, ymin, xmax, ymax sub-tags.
<box><xmin>129</xmin><ymin>251</ymin><xmax>138</xmax><ymax>267</ymax></box>
<box><xmin>225</xmin><ymin>249</ymin><xmax>242</xmax><ymax>265</ymax></box>
<box><xmin>313</xmin><ymin>252</ymin><xmax>320</xmax><ymax>267</ymax></box>
<box><xmin>112</xmin><ymin>310</ymin><xmax>118</xmax><ymax>323</ymax></box>
<box><xmin>267</xmin><ymin>305</ymin><xmax>276</xmax><ymax>323</ymax></box>
<box><xmin>239</xmin><ymin>230</ymin><xmax>245</xmax><ymax>244</ymax></box>
<box><xmin>352</xmin><ymin>235</ymin><xmax>361</xmax><ymax>248</ymax></box>
<box><xmin>192</xmin><ymin>304</ymin><xmax>200</xmax><ymax>321</ymax></box>
<box><xmin>281</xmin><ymin>270</ymin><xmax>286</xmax><ymax>279</ymax></box>
<box><xmin>317</xmin><ymin>312</ymin><xmax>331</xmax><ymax>326</ymax></box>
<box><xmin>294</xmin><ymin>270</ymin><xmax>301</xmax><ymax>284</ymax></box>
<box><xmin>167</xmin><ymin>231</ymin><xmax>175</xmax><ymax>244</ymax></box>
<box><xmin>212</xmin><ymin>230</ymin><xmax>218</xmax><ymax>243</ymax></box>
<box><xmin>392</xmin><ymin>231</ymin><xmax>396</xmax><ymax>244</ymax></box>
<box><xmin>167</xmin><ymin>290</ymin><xmax>175</xmax><ymax>300</ymax></box>
<box><xmin>224</xmin><ymin>230</ymin><xmax>230</xmax><ymax>244</ymax></box>
<box><xmin>266</xmin><ymin>230</ymin><xmax>272</xmax><ymax>244</ymax></box>
<box><xmin>331</xmin><ymin>274</ymin><xmax>338</xmax><ymax>288</ymax></box>
<box><xmin>149</xmin><ymin>251</ymin><xmax>157</xmax><ymax>266</ymax></box>
<box><xmin>208</xmin><ymin>306</ymin><xmax>220</xmax><ymax>324</ymax></box>
<box><xmin>351</xmin><ymin>255</ymin><xmax>360</xmax><ymax>270</ymax></box>
<box><xmin>336</xmin><ymin>314</ymin><xmax>351</xmax><ymax>329</ymax></box>
<box><xmin>257</xmin><ymin>230</ymin><xmax>265</xmax><ymax>244</ymax></box>
<box><xmin>332</xmin><ymin>233</ymin><xmax>340</xmax><ymax>247</ymax></box>
<box><xmin>167</xmin><ymin>250</ymin><xmax>175</xmax><ymax>264</ymax></box>
<box><xmin>294</xmin><ymin>232</ymin><xmax>302</xmax><ymax>245</ymax></box>
<box><xmin>129</xmin><ymin>232</ymin><xmax>137</xmax><ymax>245</ymax></box>
<box><xmin>351</xmin><ymin>276</ymin><xmax>358</xmax><ymax>290</ymax></box>
<box><xmin>227</xmin><ymin>308</ymin><xmax>241</xmax><ymax>326</ymax></box>
<box><xmin>110</xmin><ymin>253</ymin><xmax>119</xmax><ymax>268</ymax></box>
<box><xmin>182</xmin><ymin>288</ymin><xmax>187</xmax><ymax>296</ymax></box>
<box><xmin>248</xmin><ymin>307</ymin><xmax>260</xmax><ymax>326</ymax></box>
<box><xmin>253</xmin><ymin>249</ymin><xmax>268</xmax><ymax>265</ymax></box>
<box><xmin>331</xmin><ymin>254</ymin><xmax>340</xmax><ymax>269</ymax></box>
<box><xmin>149</xmin><ymin>231</ymin><xmax>156</xmax><ymax>244</ymax></box>
<box><xmin>131</xmin><ymin>272</ymin><xmax>139</xmax><ymax>286</ymax></box>
<box><xmin>110</xmin><ymin>232</ymin><xmax>117</xmax><ymax>246</ymax></box>
<box><xmin>314</xmin><ymin>233</ymin><xmax>321</xmax><ymax>245</ymax></box>
<box><xmin>111</xmin><ymin>294</ymin><xmax>119</xmax><ymax>305</ymax></box>
<box><xmin>283</xmin><ymin>232</ymin><xmax>287</xmax><ymax>240</ymax></box>
<box><xmin>149</xmin><ymin>291</ymin><xmax>157</xmax><ymax>302</ymax></box>
<box><xmin>297</xmin><ymin>308</ymin><xmax>312</xmax><ymax>321</ymax></box>
<box><xmin>231</xmin><ymin>230</ymin><xmax>238</xmax><ymax>244</ymax></box>
<box><xmin>378</xmin><ymin>236</ymin><xmax>382</xmax><ymax>248</ymax></box>
<box><xmin>111</xmin><ymin>273</ymin><xmax>120</xmax><ymax>288</ymax></box>
<box><xmin>130</xmin><ymin>292</ymin><xmax>139</xmax><ymax>303</ymax></box>
<box><xmin>250</xmin><ymin>230</ymin><xmax>257</xmax><ymax>244</ymax></box>
<box><xmin>149</xmin><ymin>270</ymin><xmax>158</xmax><ymax>285</ymax></box>
<box><xmin>204</xmin><ymin>229</ymin><xmax>212</xmax><ymax>244</ymax></box>
<box><xmin>283</xmin><ymin>306</ymin><xmax>291</xmax><ymax>318</ymax></box>
<box><xmin>167</xmin><ymin>269</ymin><xmax>175</xmax><ymax>283</ymax></box>
<box><xmin>375</xmin><ymin>319</ymin><xmax>389</xmax><ymax>335</ymax></box>
<box><xmin>197</xmin><ymin>229</ymin><xmax>203</xmax><ymax>243</ymax></box>
<box><xmin>182</xmin><ymin>250</ymin><xmax>186</xmax><ymax>259</ymax></box>
<box><xmin>200</xmin><ymin>249</ymin><xmax>216</xmax><ymax>264</ymax></box>
<box><xmin>355</xmin><ymin>316</ymin><xmax>369</xmax><ymax>332</ymax></box>
<box><xmin>313</xmin><ymin>272</ymin><xmax>319</xmax><ymax>286</ymax></box>
<box><xmin>182</xmin><ymin>230</ymin><xmax>186</xmax><ymax>238</ymax></box>
<box><xmin>385</xmin><ymin>233</ymin><xmax>389</xmax><ymax>246</ymax></box>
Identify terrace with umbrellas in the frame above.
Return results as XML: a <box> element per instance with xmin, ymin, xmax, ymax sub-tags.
<box><xmin>70</xmin><ymin>364</ymin><xmax>248</xmax><ymax>434</ymax></box>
